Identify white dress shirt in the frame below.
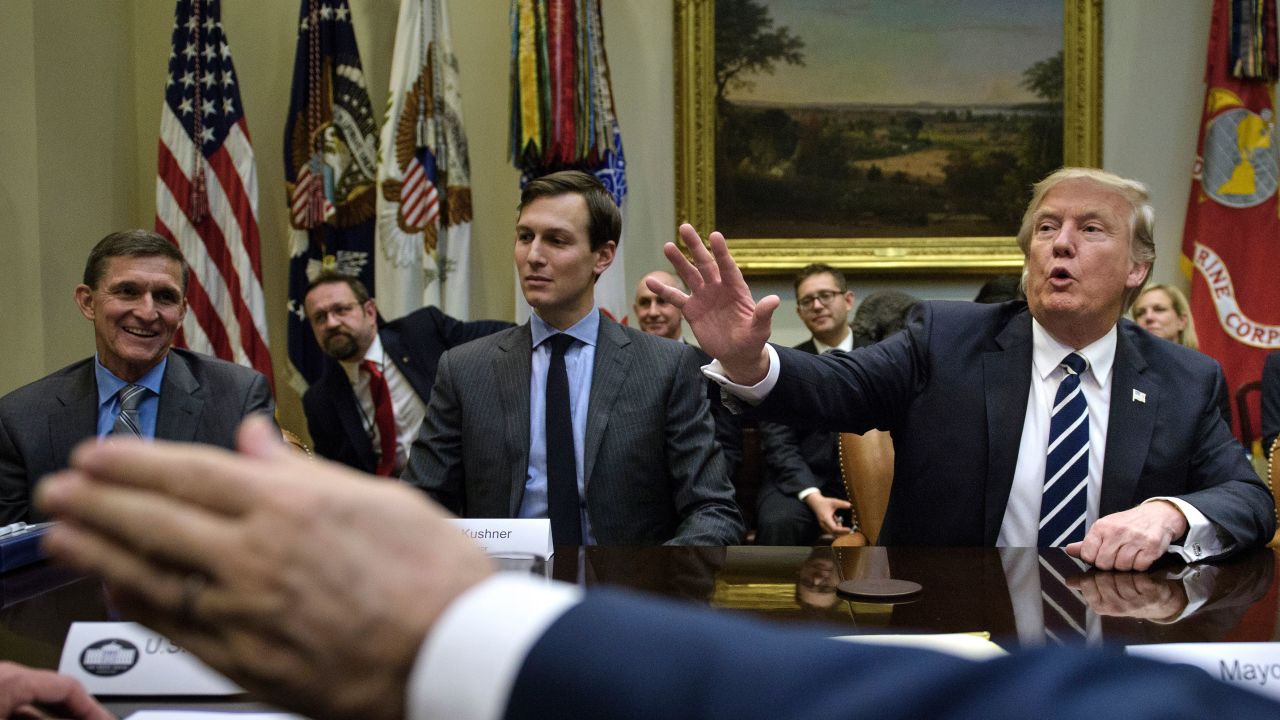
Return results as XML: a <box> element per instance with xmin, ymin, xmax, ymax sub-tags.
<box><xmin>409</xmin><ymin>574</ymin><xmax>582</xmax><ymax>720</ymax></box>
<box><xmin>339</xmin><ymin>334</ymin><xmax>427</xmax><ymax>475</ymax></box>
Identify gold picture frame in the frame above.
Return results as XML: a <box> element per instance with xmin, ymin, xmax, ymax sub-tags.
<box><xmin>674</xmin><ymin>0</ymin><xmax>1103</xmax><ymax>274</ymax></box>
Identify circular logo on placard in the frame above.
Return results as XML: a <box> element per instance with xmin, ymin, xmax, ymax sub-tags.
<box><xmin>79</xmin><ymin>639</ymin><xmax>139</xmax><ymax>676</ymax></box>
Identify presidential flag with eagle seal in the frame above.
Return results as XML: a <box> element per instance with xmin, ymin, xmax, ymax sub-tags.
<box><xmin>284</xmin><ymin>0</ymin><xmax>380</xmax><ymax>388</ymax></box>
<box><xmin>1182</xmin><ymin>0</ymin><xmax>1280</xmax><ymax>442</ymax></box>
<box><xmin>376</xmin><ymin>0</ymin><xmax>474</xmax><ymax>322</ymax></box>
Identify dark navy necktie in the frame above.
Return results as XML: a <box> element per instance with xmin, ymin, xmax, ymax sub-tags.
<box><xmin>545</xmin><ymin>334</ymin><xmax>582</xmax><ymax>545</ymax></box>
<box><xmin>1039</xmin><ymin>352</ymin><xmax>1089</xmax><ymax>547</ymax></box>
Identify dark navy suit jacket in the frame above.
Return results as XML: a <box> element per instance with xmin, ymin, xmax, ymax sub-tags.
<box><xmin>302</xmin><ymin>306</ymin><xmax>510</xmax><ymax>473</ymax></box>
<box><xmin>756</xmin><ymin>301</ymin><xmax>1274</xmax><ymax>549</ymax></box>
<box><xmin>506</xmin><ymin>588</ymin><xmax>1280</xmax><ymax>719</ymax></box>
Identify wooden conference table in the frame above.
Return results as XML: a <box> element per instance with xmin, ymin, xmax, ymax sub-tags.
<box><xmin>0</xmin><ymin>545</ymin><xmax>1276</xmax><ymax>710</ymax></box>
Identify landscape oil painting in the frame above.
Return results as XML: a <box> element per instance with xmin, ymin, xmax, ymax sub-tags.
<box><xmin>675</xmin><ymin>0</ymin><xmax>1101</xmax><ymax>272</ymax></box>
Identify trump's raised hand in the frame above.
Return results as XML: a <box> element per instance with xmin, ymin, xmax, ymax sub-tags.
<box><xmin>646</xmin><ymin>224</ymin><xmax>779</xmax><ymax>385</ymax></box>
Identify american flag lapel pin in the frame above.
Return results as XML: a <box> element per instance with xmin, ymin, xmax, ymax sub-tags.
<box><xmin>1133</xmin><ymin>389</ymin><xmax>1147</xmax><ymax>404</ymax></box>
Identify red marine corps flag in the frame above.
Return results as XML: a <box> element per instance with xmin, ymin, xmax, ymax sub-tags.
<box><xmin>1182</xmin><ymin>0</ymin><xmax>1280</xmax><ymax>440</ymax></box>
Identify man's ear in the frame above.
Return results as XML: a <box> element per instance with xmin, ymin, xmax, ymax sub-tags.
<box><xmin>1126</xmin><ymin>262</ymin><xmax>1152</xmax><ymax>290</ymax></box>
<box><xmin>593</xmin><ymin>241</ymin><xmax>617</xmax><ymax>277</ymax></box>
<box><xmin>74</xmin><ymin>284</ymin><xmax>95</xmax><ymax>321</ymax></box>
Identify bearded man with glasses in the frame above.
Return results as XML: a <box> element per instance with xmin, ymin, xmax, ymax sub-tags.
<box><xmin>301</xmin><ymin>272</ymin><xmax>510</xmax><ymax>477</ymax></box>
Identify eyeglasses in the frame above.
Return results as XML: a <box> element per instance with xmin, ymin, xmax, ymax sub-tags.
<box><xmin>797</xmin><ymin>290</ymin><xmax>843</xmax><ymax>311</ymax></box>
<box><xmin>309</xmin><ymin>302</ymin><xmax>361</xmax><ymax>325</ymax></box>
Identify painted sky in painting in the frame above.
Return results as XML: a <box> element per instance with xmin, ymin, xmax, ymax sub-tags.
<box><xmin>726</xmin><ymin>0</ymin><xmax>1062</xmax><ymax>106</ymax></box>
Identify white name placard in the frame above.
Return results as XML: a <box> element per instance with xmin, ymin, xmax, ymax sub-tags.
<box><xmin>1127</xmin><ymin>642</ymin><xmax>1280</xmax><ymax>701</ymax></box>
<box><xmin>58</xmin><ymin>622</ymin><xmax>240</xmax><ymax>696</ymax></box>
<box><xmin>449</xmin><ymin>518</ymin><xmax>553</xmax><ymax>558</ymax></box>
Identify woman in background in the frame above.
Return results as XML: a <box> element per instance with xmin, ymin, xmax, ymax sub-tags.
<box><xmin>1133</xmin><ymin>284</ymin><xmax>1233</xmax><ymax>430</ymax></box>
<box><xmin>1132</xmin><ymin>283</ymin><xmax>1198</xmax><ymax>349</ymax></box>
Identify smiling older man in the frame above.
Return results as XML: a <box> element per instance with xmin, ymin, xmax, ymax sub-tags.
<box><xmin>650</xmin><ymin>167</ymin><xmax>1273</xmax><ymax>570</ymax></box>
<box><xmin>0</xmin><ymin>229</ymin><xmax>274</xmax><ymax>524</ymax></box>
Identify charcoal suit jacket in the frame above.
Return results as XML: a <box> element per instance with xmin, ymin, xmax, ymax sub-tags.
<box><xmin>404</xmin><ymin>314</ymin><xmax>744</xmax><ymax>545</ymax></box>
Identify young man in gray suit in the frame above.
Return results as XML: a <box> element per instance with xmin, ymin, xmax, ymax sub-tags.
<box><xmin>405</xmin><ymin>171</ymin><xmax>743</xmax><ymax>545</ymax></box>
<box><xmin>0</xmin><ymin>229</ymin><xmax>274</xmax><ymax>524</ymax></box>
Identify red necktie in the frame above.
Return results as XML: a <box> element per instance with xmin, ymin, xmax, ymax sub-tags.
<box><xmin>362</xmin><ymin>360</ymin><xmax>398</xmax><ymax>476</ymax></box>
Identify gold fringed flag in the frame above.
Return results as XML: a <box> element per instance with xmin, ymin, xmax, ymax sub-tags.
<box><xmin>509</xmin><ymin>0</ymin><xmax>628</xmax><ymax>322</ymax></box>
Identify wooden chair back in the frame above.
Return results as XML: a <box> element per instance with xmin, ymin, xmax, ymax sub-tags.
<box><xmin>830</xmin><ymin>430</ymin><xmax>894</xmax><ymax>547</ymax></box>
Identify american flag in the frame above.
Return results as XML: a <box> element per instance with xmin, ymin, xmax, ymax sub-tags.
<box><xmin>156</xmin><ymin>0</ymin><xmax>274</xmax><ymax>388</ymax></box>
<box><xmin>400</xmin><ymin>150</ymin><xmax>440</xmax><ymax>231</ymax></box>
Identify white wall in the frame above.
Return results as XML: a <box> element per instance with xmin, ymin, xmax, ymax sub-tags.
<box><xmin>1103</xmin><ymin>0</ymin><xmax>1211</xmax><ymax>292</ymax></box>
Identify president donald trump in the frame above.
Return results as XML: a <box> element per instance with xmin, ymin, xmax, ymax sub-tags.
<box><xmin>651</xmin><ymin>167</ymin><xmax>1273</xmax><ymax>570</ymax></box>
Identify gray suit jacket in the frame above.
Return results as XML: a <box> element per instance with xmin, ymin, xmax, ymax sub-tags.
<box><xmin>0</xmin><ymin>348</ymin><xmax>275</xmax><ymax>524</ymax></box>
<box><xmin>404</xmin><ymin>315</ymin><xmax>744</xmax><ymax>545</ymax></box>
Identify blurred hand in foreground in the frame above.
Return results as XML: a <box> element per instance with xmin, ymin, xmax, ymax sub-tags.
<box><xmin>37</xmin><ymin>416</ymin><xmax>493</xmax><ymax>720</ymax></box>
<box><xmin>0</xmin><ymin>661</ymin><xmax>112</xmax><ymax>720</ymax></box>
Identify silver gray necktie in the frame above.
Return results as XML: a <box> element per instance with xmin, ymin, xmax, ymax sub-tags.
<box><xmin>111</xmin><ymin>384</ymin><xmax>146</xmax><ymax>437</ymax></box>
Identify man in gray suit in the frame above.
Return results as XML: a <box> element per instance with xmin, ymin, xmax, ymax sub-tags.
<box><xmin>405</xmin><ymin>171</ymin><xmax>743</xmax><ymax>545</ymax></box>
<box><xmin>0</xmin><ymin>229</ymin><xmax>274</xmax><ymax>524</ymax></box>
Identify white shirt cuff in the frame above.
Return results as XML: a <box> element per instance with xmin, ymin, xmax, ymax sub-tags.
<box><xmin>701</xmin><ymin>344</ymin><xmax>781</xmax><ymax>405</ymax></box>
<box><xmin>407</xmin><ymin>573</ymin><xmax>583</xmax><ymax>720</ymax></box>
<box><xmin>1147</xmin><ymin>496</ymin><xmax>1234</xmax><ymax>562</ymax></box>
<box><xmin>797</xmin><ymin>487</ymin><xmax>820</xmax><ymax>501</ymax></box>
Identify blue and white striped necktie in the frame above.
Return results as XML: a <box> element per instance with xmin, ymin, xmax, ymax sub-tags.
<box><xmin>1039</xmin><ymin>352</ymin><xmax>1089</xmax><ymax>547</ymax></box>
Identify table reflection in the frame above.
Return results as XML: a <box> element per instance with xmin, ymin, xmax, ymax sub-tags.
<box><xmin>1</xmin><ymin>546</ymin><xmax>1275</xmax><ymax>669</ymax></box>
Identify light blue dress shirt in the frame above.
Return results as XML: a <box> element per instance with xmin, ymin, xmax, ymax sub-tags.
<box><xmin>94</xmin><ymin>356</ymin><xmax>167</xmax><ymax>439</ymax></box>
<box><xmin>520</xmin><ymin>308</ymin><xmax>599</xmax><ymax>543</ymax></box>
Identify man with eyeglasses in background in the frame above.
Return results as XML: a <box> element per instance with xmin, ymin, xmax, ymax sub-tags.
<box><xmin>755</xmin><ymin>263</ymin><xmax>857</xmax><ymax>545</ymax></box>
<box><xmin>301</xmin><ymin>272</ymin><xmax>509</xmax><ymax>477</ymax></box>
